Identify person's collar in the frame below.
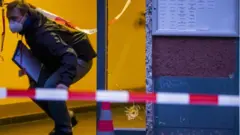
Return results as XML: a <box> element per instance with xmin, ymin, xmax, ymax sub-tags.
<box><xmin>19</xmin><ymin>16</ymin><xmax>32</xmax><ymax>35</ymax></box>
<box><xmin>19</xmin><ymin>10</ymin><xmax>39</xmax><ymax>35</ymax></box>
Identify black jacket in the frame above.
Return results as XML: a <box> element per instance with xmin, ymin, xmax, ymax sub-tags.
<box><xmin>20</xmin><ymin>9</ymin><xmax>97</xmax><ymax>87</ymax></box>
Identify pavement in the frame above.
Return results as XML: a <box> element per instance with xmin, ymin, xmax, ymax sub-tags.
<box><xmin>0</xmin><ymin>105</ymin><xmax>145</xmax><ymax>135</ymax></box>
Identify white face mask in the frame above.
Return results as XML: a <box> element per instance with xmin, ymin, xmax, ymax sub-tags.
<box><xmin>9</xmin><ymin>20</ymin><xmax>23</xmax><ymax>33</ymax></box>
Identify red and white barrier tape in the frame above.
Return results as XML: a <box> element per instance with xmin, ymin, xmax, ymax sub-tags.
<box><xmin>35</xmin><ymin>0</ymin><xmax>131</xmax><ymax>34</ymax></box>
<box><xmin>0</xmin><ymin>88</ymin><xmax>239</xmax><ymax>107</ymax></box>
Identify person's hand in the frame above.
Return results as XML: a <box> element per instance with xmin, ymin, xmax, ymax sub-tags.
<box><xmin>56</xmin><ymin>84</ymin><xmax>68</xmax><ymax>89</ymax></box>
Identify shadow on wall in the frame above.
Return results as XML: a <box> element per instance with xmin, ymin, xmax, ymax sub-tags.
<box><xmin>0</xmin><ymin>0</ymin><xmax>146</xmax><ymax>104</ymax></box>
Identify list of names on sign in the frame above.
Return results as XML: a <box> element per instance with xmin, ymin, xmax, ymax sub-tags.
<box><xmin>158</xmin><ymin>0</ymin><xmax>216</xmax><ymax>31</ymax></box>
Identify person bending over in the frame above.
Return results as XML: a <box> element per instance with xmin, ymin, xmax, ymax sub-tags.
<box><xmin>6</xmin><ymin>0</ymin><xmax>97</xmax><ymax>135</ymax></box>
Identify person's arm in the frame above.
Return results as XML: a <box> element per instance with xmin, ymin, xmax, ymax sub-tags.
<box><xmin>37</xmin><ymin>31</ymin><xmax>78</xmax><ymax>88</ymax></box>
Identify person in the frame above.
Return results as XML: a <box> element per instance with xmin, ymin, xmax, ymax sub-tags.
<box><xmin>6</xmin><ymin>0</ymin><xmax>97</xmax><ymax>135</ymax></box>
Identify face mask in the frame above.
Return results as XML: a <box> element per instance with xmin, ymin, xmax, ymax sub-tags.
<box><xmin>9</xmin><ymin>21</ymin><xmax>23</xmax><ymax>33</ymax></box>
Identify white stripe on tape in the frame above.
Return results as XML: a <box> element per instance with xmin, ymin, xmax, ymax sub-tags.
<box><xmin>35</xmin><ymin>88</ymin><xmax>68</xmax><ymax>101</ymax></box>
<box><xmin>218</xmin><ymin>95</ymin><xmax>239</xmax><ymax>107</ymax></box>
<box><xmin>36</xmin><ymin>8</ymin><xmax>57</xmax><ymax>20</ymax></box>
<box><xmin>156</xmin><ymin>92</ymin><xmax>189</xmax><ymax>104</ymax></box>
<box><xmin>0</xmin><ymin>88</ymin><xmax>6</xmax><ymax>98</ymax></box>
<box><xmin>96</xmin><ymin>90</ymin><xmax>129</xmax><ymax>102</ymax></box>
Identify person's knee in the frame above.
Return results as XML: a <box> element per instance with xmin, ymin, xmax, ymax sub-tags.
<box><xmin>43</xmin><ymin>77</ymin><xmax>58</xmax><ymax>88</ymax></box>
<box><xmin>43</xmin><ymin>72</ymin><xmax>61</xmax><ymax>88</ymax></box>
<box><xmin>44</xmin><ymin>81</ymin><xmax>57</xmax><ymax>88</ymax></box>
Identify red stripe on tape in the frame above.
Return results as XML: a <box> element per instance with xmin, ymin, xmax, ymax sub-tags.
<box><xmin>97</xmin><ymin>120</ymin><xmax>114</xmax><ymax>132</ymax></box>
<box><xmin>129</xmin><ymin>92</ymin><xmax>156</xmax><ymax>103</ymax></box>
<box><xmin>55</xmin><ymin>17</ymin><xmax>65</xmax><ymax>22</ymax></box>
<box><xmin>55</xmin><ymin>17</ymin><xmax>76</xmax><ymax>29</ymax></box>
<box><xmin>109</xmin><ymin>18</ymin><xmax>117</xmax><ymax>25</ymax></box>
<box><xmin>68</xmin><ymin>91</ymin><xmax>95</xmax><ymax>101</ymax></box>
<box><xmin>7</xmin><ymin>89</ymin><xmax>35</xmax><ymax>98</ymax></box>
<box><xmin>190</xmin><ymin>94</ymin><xmax>218</xmax><ymax>105</ymax></box>
<box><xmin>102</xmin><ymin>102</ymin><xmax>111</xmax><ymax>110</ymax></box>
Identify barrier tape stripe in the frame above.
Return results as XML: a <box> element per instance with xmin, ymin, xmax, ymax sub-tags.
<box><xmin>1</xmin><ymin>88</ymin><xmax>239</xmax><ymax>107</ymax></box>
<box><xmin>35</xmin><ymin>0</ymin><xmax>132</xmax><ymax>35</ymax></box>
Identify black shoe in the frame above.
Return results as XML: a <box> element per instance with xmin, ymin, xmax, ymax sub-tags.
<box><xmin>49</xmin><ymin>113</ymin><xmax>78</xmax><ymax>135</ymax></box>
<box><xmin>53</xmin><ymin>131</ymin><xmax>73</xmax><ymax>135</ymax></box>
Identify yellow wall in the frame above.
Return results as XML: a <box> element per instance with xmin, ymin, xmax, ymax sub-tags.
<box><xmin>0</xmin><ymin>0</ymin><xmax>145</xmax><ymax>105</ymax></box>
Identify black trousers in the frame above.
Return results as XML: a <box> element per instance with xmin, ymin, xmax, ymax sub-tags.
<box><xmin>29</xmin><ymin>59</ymin><xmax>92</xmax><ymax>134</ymax></box>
